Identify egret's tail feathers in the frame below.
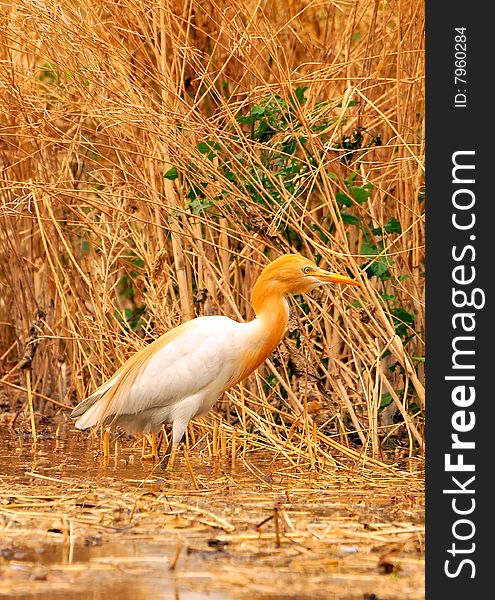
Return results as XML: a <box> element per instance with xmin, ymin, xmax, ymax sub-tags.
<box><xmin>70</xmin><ymin>392</ymin><xmax>99</xmax><ymax>419</ymax></box>
<box><xmin>73</xmin><ymin>399</ymin><xmax>107</xmax><ymax>430</ymax></box>
<box><xmin>71</xmin><ymin>377</ymin><xmax>119</xmax><ymax>429</ymax></box>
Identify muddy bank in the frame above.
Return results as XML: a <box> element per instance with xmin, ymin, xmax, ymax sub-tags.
<box><xmin>0</xmin><ymin>420</ymin><xmax>424</xmax><ymax>599</ymax></box>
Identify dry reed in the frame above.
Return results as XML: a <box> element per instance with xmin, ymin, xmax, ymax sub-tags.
<box><xmin>0</xmin><ymin>0</ymin><xmax>425</xmax><ymax>470</ymax></box>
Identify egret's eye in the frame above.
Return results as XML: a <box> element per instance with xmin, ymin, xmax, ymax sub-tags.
<box><xmin>303</xmin><ymin>266</ymin><xmax>312</xmax><ymax>275</ymax></box>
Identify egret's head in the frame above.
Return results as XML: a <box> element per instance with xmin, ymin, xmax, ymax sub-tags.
<box><xmin>257</xmin><ymin>254</ymin><xmax>360</xmax><ymax>296</ymax></box>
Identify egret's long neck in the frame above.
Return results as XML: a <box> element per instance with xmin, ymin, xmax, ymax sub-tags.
<box><xmin>225</xmin><ymin>271</ymin><xmax>290</xmax><ymax>389</ymax></box>
<box><xmin>252</xmin><ymin>273</ymin><xmax>289</xmax><ymax>332</ymax></box>
<box><xmin>250</xmin><ymin>275</ymin><xmax>289</xmax><ymax>352</ymax></box>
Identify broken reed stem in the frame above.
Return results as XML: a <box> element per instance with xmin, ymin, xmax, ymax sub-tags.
<box><xmin>168</xmin><ymin>443</ymin><xmax>177</xmax><ymax>470</ymax></box>
<box><xmin>370</xmin><ymin>341</ymin><xmax>381</xmax><ymax>459</ymax></box>
<box><xmin>150</xmin><ymin>433</ymin><xmax>158</xmax><ymax>461</ymax></box>
<box><xmin>184</xmin><ymin>440</ymin><xmax>199</xmax><ymax>490</ymax></box>
<box><xmin>212</xmin><ymin>419</ymin><xmax>219</xmax><ymax>458</ymax></box>
<box><xmin>312</xmin><ymin>422</ymin><xmax>319</xmax><ymax>471</ymax></box>
<box><xmin>68</xmin><ymin>519</ymin><xmax>75</xmax><ymax>564</ymax></box>
<box><xmin>171</xmin><ymin>219</ymin><xmax>193</xmax><ymax>321</ymax></box>
<box><xmin>274</xmin><ymin>505</ymin><xmax>281</xmax><ymax>548</ymax></box>
<box><xmin>220</xmin><ymin>426</ymin><xmax>227</xmax><ymax>459</ymax></box>
<box><xmin>168</xmin><ymin>541</ymin><xmax>184</xmax><ymax>571</ymax></box>
<box><xmin>336</xmin><ymin>378</ymin><xmax>367</xmax><ymax>446</ymax></box>
<box><xmin>231</xmin><ymin>429</ymin><xmax>236</xmax><ymax>469</ymax></box>
<box><xmin>102</xmin><ymin>428</ymin><xmax>110</xmax><ymax>459</ymax></box>
<box><xmin>25</xmin><ymin>369</ymin><xmax>36</xmax><ymax>447</ymax></box>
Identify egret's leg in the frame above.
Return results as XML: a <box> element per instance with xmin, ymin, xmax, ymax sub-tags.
<box><xmin>159</xmin><ymin>420</ymin><xmax>186</xmax><ymax>470</ymax></box>
<box><xmin>159</xmin><ymin>438</ymin><xmax>174</xmax><ymax>470</ymax></box>
<box><xmin>156</xmin><ymin>425</ymin><xmax>166</xmax><ymax>454</ymax></box>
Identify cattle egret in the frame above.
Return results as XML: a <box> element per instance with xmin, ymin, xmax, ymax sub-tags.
<box><xmin>71</xmin><ymin>254</ymin><xmax>360</xmax><ymax>466</ymax></box>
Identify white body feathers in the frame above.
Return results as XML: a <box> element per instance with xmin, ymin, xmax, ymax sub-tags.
<box><xmin>73</xmin><ymin>315</ymin><xmax>275</xmax><ymax>443</ymax></box>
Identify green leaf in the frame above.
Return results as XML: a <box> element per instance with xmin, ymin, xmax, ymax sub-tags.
<box><xmin>412</xmin><ymin>355</ymin><xmax>425</xmax><ymax>363</ymax></box>
<box><xmin>371</xmin><ymin>257</ymin><xmax>393</xmax><ymax>278</ymax></box>
<box><xmin>251</xmin><ymin>105</ymin><xmax>265</xmax><ymax>117</ymax></box>
<box><xmin>349</xmin><ymin>185</ymin><xmax>370</xmax><ymax>204</ymax></box>
<box><xmin>163</xmin><ymin>166</ymin><xmax>178</xmax><ymax>180</ymax></box>
<box><xmin>336</xmin><ymin>191</ymin><xmax>352</xmax><ymax>207</ymax></box>
<box><xmin>393</xmin><ymin>307</ymin><xmax>415</xmax><ymax>324</ymax></box>
<box><xmin>391</xmin><ymin>307</ymin><xmax>415</xmax><ymax>337</ymax></box>
<box><xmin>340</xmin><ymin>212</ymin><xmax>360</xmax><ymax>225</ymax></box>
<box><xmin>255</xmin><ymin>120</ymin><xmax>276</xmax><ymax>141</ymax></box>
<box><xmin>336</xmin><ymin>100</ymin><xmax>360</xmax><ymax>108</ymax></box>
<box><xmin>186</xmin><ymin>197</ymin><xmax>212</xmax><ymax>215</ymax></box>
<box><xmin>197</xmin><ymin>142</ymin><xmax>210</xmax><ymax>154</ymax></box>
<box><xmin>293</xmin><ymin>86</ymin><xmax>308</xmax><ymax>105</ymax></box>
<box><xmin>409</xmin><ymin>401</ymin><xmax>423</xmax><ymax>415</ymax></box>
<box><xmin>384</xmin><ymin>217</ymin><xmax>402</xmax><ymax>234</ymax></box>
<box><xmin>224</xmin><ymin>170</ymin><xmax>237</xmax><ymax>183</ymax></box>
<box><xmin>361</xmin><ymin>242</ymin><xmax>393</xmax><ymax>278</ymax></box>
<box><xmin>238</xmin><ymin>105</ymin><xmax>266</xmax><ymax>124</ymax></box>
<box><xmin>186</xmin><ymin>182</ymin><xmax>204</xmax><ymax>200</ymax></box>
<box><xmin>361</xmin><ymin>242</ymin><xmax>378</xmax><ymax>256</ymax></box>
<box><xmin>379</xmin><ymin>392</ymin><xmax>396</xmax><ymax>410</ymax></box>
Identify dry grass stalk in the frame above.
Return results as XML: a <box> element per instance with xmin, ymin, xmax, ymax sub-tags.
<box><xmin>1</xmin><ymin>0</ymin><xmax>424</xmax><ymax>472</ymax></box>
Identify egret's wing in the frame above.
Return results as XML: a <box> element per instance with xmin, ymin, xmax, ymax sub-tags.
<box><xmin>70</xmin><ymin>378</ymin><xmax>117</xmax><ymax>418</ymax></box>
<box><xmin>72</xmin><ymin>316</ymin><xmax>244</xmax><ymax>429</ymax></box>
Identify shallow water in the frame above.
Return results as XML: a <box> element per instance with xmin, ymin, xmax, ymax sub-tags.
<box><xmin>0</xmin><ymin>419</ymin><xmax>425</xmax><ymax>599</ymax></box>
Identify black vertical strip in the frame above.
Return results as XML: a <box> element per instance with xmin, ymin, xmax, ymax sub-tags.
<box><xmin>426</xmin><ymin>2</ymin><xmax>490</xmax><ymax>597</ymax></box>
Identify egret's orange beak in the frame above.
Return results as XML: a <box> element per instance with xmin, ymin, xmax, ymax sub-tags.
<box><xmin>315</xmin><ymin>269</ymin><xmax>361</xmax><ymax>287</ymax></box>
